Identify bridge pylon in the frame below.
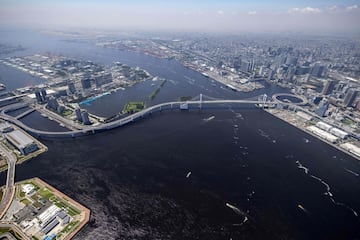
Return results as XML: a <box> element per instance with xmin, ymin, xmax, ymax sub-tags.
<box><xmin>199</xmin><ymin>93</ymin><xmax>203</xmax><ymax>109</ymax></box>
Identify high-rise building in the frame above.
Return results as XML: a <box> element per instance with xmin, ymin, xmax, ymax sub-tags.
<box><xmin>57</xmin><ymin>105</ymin><xmax>65</xmax><ymax>114</ymax></box>
<box><xmin>35</xmin><ymin>89</ymin><xmax>42</xmax><ymax>103</ymax></box>
<box><xmin>295</xmin><ymin>66</ymin><xmax>310</xmax><ymax>75</ymax></box>
<box><xmin>285</xmin><ymin>56</ymin><xmax>298</xmax><ymax>66</ymax></box>
<box><xmin>240</xmin><ymin>60</ymin><xmax>255</xmax><ymax>73</ymax></box>
<box><xmin>311</xmin><ymin>63</ymin><xmax>326</xmax><ymax>78</ymax></box>
<box><xmin>47</xmin><ymin>96</ymin><xmax>59</xmax><ymax>111</ymax></box>
<box><xmin>321</xmin><ymin>80</ymin><xmax>336</xmax><ymax>95</ymax></box>
<box><xmin>67</xmin><ymin>81</ymin><xmax>76</xmax><ymax>94</ymax></box>
<box><xmin>81</xmin><ymin>78</ymin><xmax>92</xmax><ymax>90</ymax></box>
<box><xmin>258</xmin><ymin>66</ymin><xmax>265</xmax><ymax>76</ymax></box>
<box><xmin>312</xmin><ymin>96</ymin><xmax>323</xmax><ymax>105</ymax></box>
<box><xmin>356</xmin><ymin>100</ymin><xmax>360</xmax><ymax>111</ymax></box>
<box><xmin>343</xmin><ymin>89</ymin><xmax>358</xmax><ymax>107</ymax></box>
<box><xmin>268</xmin><ymin>70</ymin><xmax>275</xmax><ymax>80</ymax></box>
<box><xmin>40</xmin><ymin>88</ymin><xmax>47</xmax><ymax>102</ymax></box>
<box><xmin>75</xmin><ymin>108</ymin><xmax>82</xmax><ymax>122</ymax></box>
<box><xmin>315</xmin><ymin>103</ymin><xmax>329</xmax><ymax>117</ymax></box>
<box><xmin>94</xmin><ymin>73</ymin><xmax>113</xmax><ymax>88</ymax></box>
<box><xmin>81</xmin><ymin>110</ymin><xmax>91</xmax><ymax>125</ymax></box>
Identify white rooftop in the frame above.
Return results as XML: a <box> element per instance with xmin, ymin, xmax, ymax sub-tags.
<box><xmin>6</xmin><ymin>129</ymin><xmax>34</xmax><ymax>149</ymax></box>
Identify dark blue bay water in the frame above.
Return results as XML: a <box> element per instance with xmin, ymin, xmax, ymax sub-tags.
<box><xmin>13</xmin><ymin>109</ymin><xmax>360</xmax><ymax>240</ymax></box>
<box><xmin>0</xmin><ymin>30</ymin><xmax>359</xmax><ymax>239</ymax></box>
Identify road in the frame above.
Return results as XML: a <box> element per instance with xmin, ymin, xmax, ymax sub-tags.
<box><xmin>0</xmin><ymin>99</ymin><xmax>276</xmax><ymax>138</ymax></box>
<box><xmin>0</xmin><ymin>99</ymin><xmax>280</xmax><ymax>138</ymax></box>
<box><xmin>0</xmin><ymin>144</ymin><xmax>16</xmax><ymax>220</ymax></box>
<box><xmin>0</xmin><ymin>223</ymin><xmax>30</xmax><ymax>240</ymax></box>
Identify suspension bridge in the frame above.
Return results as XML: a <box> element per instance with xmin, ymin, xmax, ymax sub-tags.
<box><xmin>0</xmin><ymin>94</ymin><xmax>276</xmax><ymax>138</ymax></box>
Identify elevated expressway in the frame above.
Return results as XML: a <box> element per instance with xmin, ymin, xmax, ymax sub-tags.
<box><xmin>0</xmin><ymin>144</ymin><xmax>16</xmax><ymax>220</ymax></box>
<box><xmin>0</xmin><ymin>99</ymin><xmax>276</xmax><ymax>138</ymax></box>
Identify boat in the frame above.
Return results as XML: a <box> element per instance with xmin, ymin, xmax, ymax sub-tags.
<box><xmin>0</xmin><ymin>83</ymin><xmax>6</xmax><ymax>91</ymax></box>
<box><xmin>202</xmin><ymin>72</ymin><xmax>209</xmax><ymax>78</ymax></box>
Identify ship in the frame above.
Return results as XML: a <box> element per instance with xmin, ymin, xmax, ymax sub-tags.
<box><xmin>202</xmin><ymin>72</ymin><xmax>209</xmax><ymax>78</ymax></box>
<box><xmin>0</xmin><ymin>83</ymin><xmax>6</xmax><ymax>91</ymax></box>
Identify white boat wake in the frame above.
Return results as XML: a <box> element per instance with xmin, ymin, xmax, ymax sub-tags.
<box><xmin>296</xmin><ymin>160</ymin><xmax>358</xmax><ymax>218</ymax></box>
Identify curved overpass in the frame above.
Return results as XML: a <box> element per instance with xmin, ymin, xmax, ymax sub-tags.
<box><xmin>0</xmin><ymin>100</ymin><xmax>275</xmax><ymax>138</ymax></box>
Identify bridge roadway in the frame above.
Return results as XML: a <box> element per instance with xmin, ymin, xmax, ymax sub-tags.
<box><xmin>15</xmin><ymin>108</ymin><xmax>35</xmax><ymax>120</ymax></box>
<box><xmin>0</xmin><ymin>144</ymin><xmax>16</xmax><ymax>220</ymax></box>
<box><xmin>0</xmin><ymin>100</ymin><xmax>275</xmax><ymax>138</ymax></box>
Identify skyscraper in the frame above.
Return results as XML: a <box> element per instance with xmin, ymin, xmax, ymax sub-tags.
<box><xmin>343</xmin><ymin>89</ymin><xmax>358</xmax><ymax>107</ymax></box>
<box><xmin>311</xmin><ymin>63</ymin><xmax>325</xmax><ymax>78</ymax></box>
<box><xmin>321</xmin><ymin>80</ymin><xmax>336</xmax><ymax>95</ymax></box>
<box><xmin>81</xmin><ymin>78</ymin><xmax>92</xmax><ymax>90</ymax></box>
<box><xmin>81</xmin><ymin>110</ymin><xmax>91</xmax><ymax>125</ymax></box>
<box><xmin>68</xmin><ymin>81</ymin><xmax>76</xmax><ymax>94</ymax></box>
<box><xmin>40</xmin><ymin>88</ymin><xmax>47</xmax><ymax>102</ymax></box>
<box><xmin>47</xmin><ymin>96</ymin><xmax>59</xmax><ymax>111</ymax></box>
<box><xmin>285</xmin><ymin>56</ymin><xmax>298</xmax><ymax>66</ymax></box>
<box><xmin>315</xmin><ymin>103</ymin><xmax>329</xmax><ymax>117</ymax></box>
<box><xmin>75</xmin><ymin>108</ymin><xmax>82</xmax><ymax>122</ymax></box>
<box><xmin>35</xmin><ymin>89</ymin><xmax>42</xmax><ymax>103</ymax></box>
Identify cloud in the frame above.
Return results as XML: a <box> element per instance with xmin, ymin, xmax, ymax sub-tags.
<box><xmin>346</xmin><ymin>5</ymin><xmax>358</xmax><ymax>11</ymax></box>
<box><xmin>288</xmin><ymin>7</ymin><xmax>321</xmax><ymax>14</ymax></box>
<box><xmin>216</xmin><ymin>10</ymin><xmax>224</xmax><ymax>15</ymax></box>
<box><xmin>248</xmin><ymin>11</ymin><xmax>257</xmax><ymax>15</ymax></box>
<box><xmin>327</xmin><ymin>5</ymin><xmax>338</xmax><ymax>11</ymax></box>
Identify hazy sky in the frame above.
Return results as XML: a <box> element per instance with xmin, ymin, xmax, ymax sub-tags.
<box><xmin>1</xmin><ymin>0</ymin><xmax>359</xmax><ymax>34</ymax></box>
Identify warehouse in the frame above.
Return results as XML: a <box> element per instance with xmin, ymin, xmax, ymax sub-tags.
<box><xmin>316</xmin><ymin>121</ymin><xmax>333</xmax><ymax>132</ymax></box>
<box><xmin>307</xmin><ymin>126</ymin><xmax>338</xmax><ymax>143</ymax></box>
<box><xmin>5</xmin><ymin>129</ymin><xmax>38</xmax><ymax>155</ymax></box>
<box><xmin>329</xmin><ymin>128</ymin><xmax>349</xmax><ymax>139</ymax></box>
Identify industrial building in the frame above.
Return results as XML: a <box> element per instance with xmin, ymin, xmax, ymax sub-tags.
<box><xmin>316</xmin><ymin>121</ymin><xmax>349</xmax><ymax>139</ymax></box>
<box><xmin>5</xmin><ymin>129</ymin><xmax>38</xmax><ymax>155</ymax></box>
<box><xmin>307</xmin><ymin>126</ymin><xmax>338</xmax><ymax>143</ymax></box>
<box><xmin>329</xmin><ymin>128</ymin><xmax>348</xmax><ymax>139</ymax></box>
<box><xmin>316</xmin><ymin>121</ymin><xmax>332</xmax><ymax>132</ymax></box>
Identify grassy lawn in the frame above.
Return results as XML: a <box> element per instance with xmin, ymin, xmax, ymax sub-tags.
<box><xmin>0</xmin><ymin>228</ymin><xmax>10</xmax><ymax>234</ymax></box>
<box><xmin>53</xmin><ymin>197</ymin><xmax>81</xmax><ymax>216</ymax></box>
<box><xmin>62</xmin><ymin>109</ymin><xmax>73</xmax><ymax>117</ymax></box>
<box><xmin>149</xmin><ymin>79</ymin><xmax>166</xmax><ymax>100</ymax></box>
<box><xmin>67</xmin><ymin>205</ymin><xmax>81</xmax><ymax>216</ymax></box>
<box><xmin>342</xmin><ymin>118</ymin><xmax>356</xmax><ymax>127</ymax></box>
<box><xmin>37</xmin><ymin>188</ymin><xmax>54</xmax><ymax>200</ymax></box>
<box><xmin>60</xmin><ymin>220</ymin><xmax>79</xmax><ymax>235</ymax></box>
<box><xmin>19</xmin><ymin>191</ymin><xmax>25</xmax><ymax>198</ymax></box>
<box><xmin>180</xmin><ymin>96</ymin><xmax>193</xmax><ymax>101</ymax></box>
<box><xmin>123</xmin><ymin>102</ymin><xmax>145</xmax><ymax>114</ymax></box>
<box><xmin>20</xmin><ymin>198</ymin><xmax>31</xmax><ymax>206</ymax></box>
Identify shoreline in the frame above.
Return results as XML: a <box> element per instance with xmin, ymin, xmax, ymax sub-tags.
<box><xmin>265</xmin><ymin>109</ymin><xmax>360</xmax><ymax>161</ymax></box>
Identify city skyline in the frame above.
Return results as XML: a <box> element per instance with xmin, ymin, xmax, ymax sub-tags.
<box><xmin>0</xmin><ymin>0</ymin><xmax>359</xmax><ymax>34</ymax></box>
